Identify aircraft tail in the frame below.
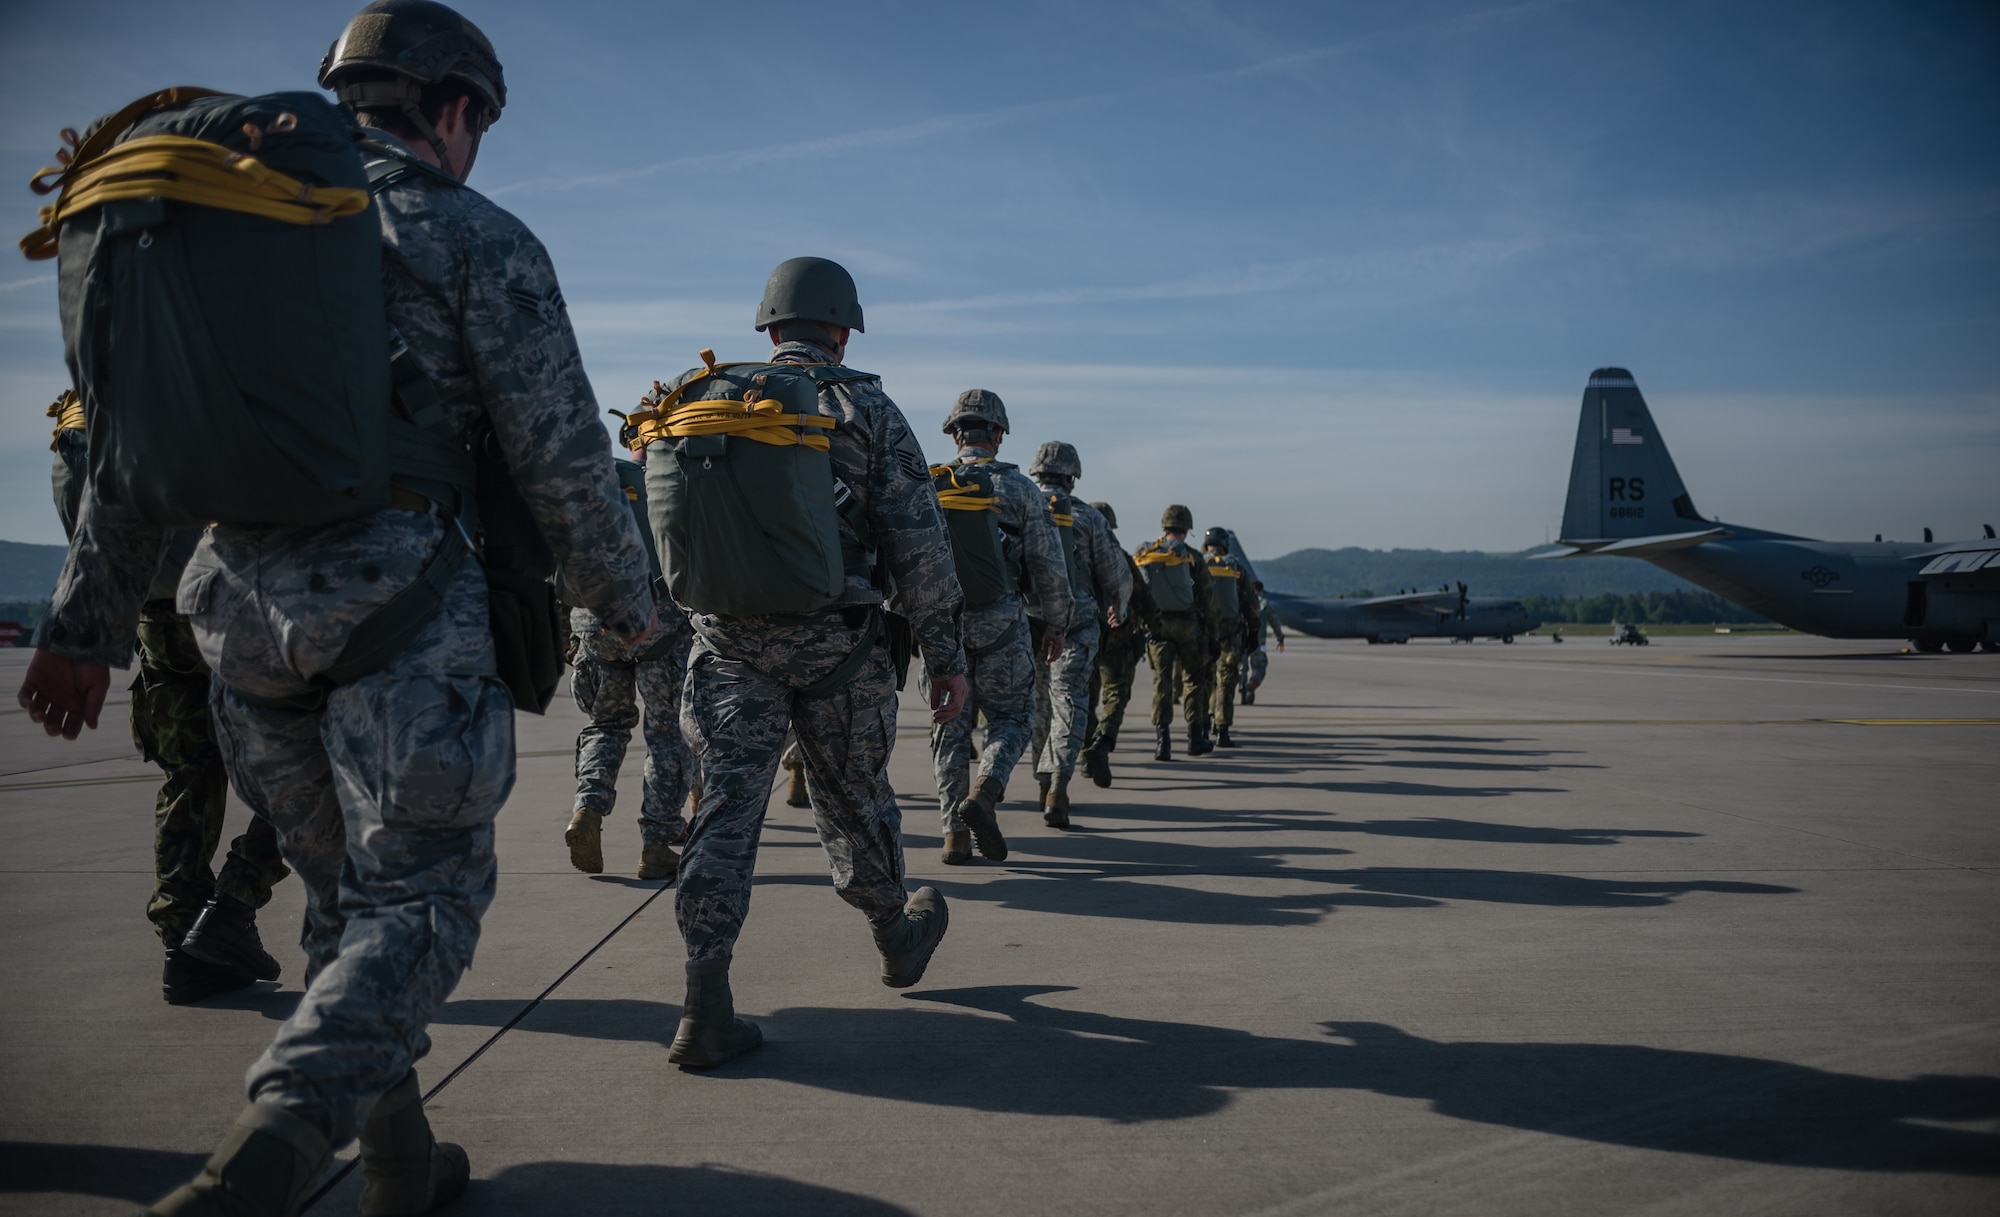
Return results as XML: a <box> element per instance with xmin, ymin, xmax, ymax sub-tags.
<box><xmin>1557</xmin><ymin>368</ymin><xmax>1707</xmax><ymax>543</ymax></box>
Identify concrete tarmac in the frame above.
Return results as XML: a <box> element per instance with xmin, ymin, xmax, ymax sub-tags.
<box><xmin>1</xmin><ymin>635</ymin><xmax>1995</xmax><ymax>1215</ymax></box>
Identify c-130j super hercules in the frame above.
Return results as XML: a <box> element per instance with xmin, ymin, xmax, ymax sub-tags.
<box><xmin>1539</xmin><ymin>368</ymin><xmax>2000</xmax><ymax>653</ymax></box>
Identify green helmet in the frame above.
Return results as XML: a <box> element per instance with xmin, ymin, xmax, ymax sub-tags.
<box><xmin>1203</xmin><ymin>526</ymin><xmax>1230</xmax><ymax>552</ymax></box>
<box><xmin>320</xmin><ymin>1</ymin><xmax>505</xmax><ymax>178</ymax></box>
<box><xmin>943</xmin><ymin>389</ymin><xmax>1008</xmax><ymax>436</ymax></box>
<box><xmin>1090</xmin><ymin>501</ymin><xmax>1117</xmax><ymax>530</ymax></box>
<box><xmin>1029</xmin><ymin>440</ymin><xmax>1081</xmax><ymax>480</ymax></box>
<box><xmin>1161</xmin><ymin>504</ymin><xmax>1193</xmax><ymax>531</ymax></box>
<box><xmin>756</xmin><ymin>257</ymin><xmax>865</xmax><ymax>334</ymax></box>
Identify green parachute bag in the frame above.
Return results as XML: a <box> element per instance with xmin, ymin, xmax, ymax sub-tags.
<box><xmin>30</xmin><ymin>87</ymin><xmax>393</xmax><ymax>527</ymax></box>
<box><xmin>1046</xmin><ymin>490</ymin><xmax>1089</xmax><ymax>616</ymax></box>
<box><xmin>641</xmin><ymin>353</ymin><xmax>867</xmax><ymax>618</ymax></box>
<box><xmin>932</xmin><ymin>462</ymin><xmax>1017</xmax><ymax>607</ymax></box>
<box><xmin>1206</xmin><ymin>557</ymin><xmax>1244</xmax><ymax>624</ymax></box>
<box><xmin>1136</xmin><ymin>543</ymin><xmax>1196</xmax><ymax>613</ymax></box>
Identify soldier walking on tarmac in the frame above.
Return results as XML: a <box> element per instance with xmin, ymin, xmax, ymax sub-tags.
<box><xmin>643</xmin><ymin>257</ymin><xmax>971</xmax><ymax>1070</ymax></box>
<box><xmin>1027</xmin><ymin>442</ymin><xmax>1128</xmax><ymax>826</ymax></box>
<box><xmin>50</xmin><ymin>396</ymin><xmax>290</xmax><ymax>1005</ymax></box>
<box><xmin>1201</xmin><ymin>527</ymin><xmax>1259</xmax><ymax>748</ymax></box>
<box><xmin>926</xmin><ymin>392</ymin><xmax>1071</xmax><ymax>860</ymax></box>
<box><xmin>1083</xmin><ymin>501</ymin><xmax>1154</xmax><ymax>783</ymax></box>
<box><xmin>1243</xmin><ymin>580</ymin><xmax>1285</xmax><ymax>704</ymax></box>
<box><xmin>564</xmin><ymin>446</ymin><xmax>695</xmax><ymax>881</ymax></box>
<box><xmin>1135</xmin><ymin>505</ymin><xmax>1215</xmax><ymax>760</ymax></box>
<box><xmin>21</xmin><ymin>4</ymin><xmax>659</xmax><ymax>1212</ymax></box>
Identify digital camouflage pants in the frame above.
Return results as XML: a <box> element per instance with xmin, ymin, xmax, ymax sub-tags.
<box><xmin>1209</xmin><ymin>633</ymin><xmax>1245</xmax><ymax>727</ymax></box>
<box><xmin>571</xmin><ymin>643</ymin><xmax>691</xmax><ymax>845</ymax></box>
<box><xmin>188</xmin><ymin>510</ymin><xmax>508</xmax><ymax>1148</ymax></box>
<box><xmin>1246</xmin><ymin>647</ymin><xmax>1269</xmax><ymax>691</ymax></box>
<box><xmin>1032</xmin><ymin>620</ymin><xmax>1100</xmax><ymax>780</ymax></box>
<box><xmin>677</xmin><ymin>640</ymin><xmax>909</xmax><ymax>968</ymax></box>
<box><xmin>133</xmin><ymin>603</ymin><xmax>287</xmax><ymax>947</ymax></box>
<box><xmin>1147</xmin><ymin>613</ymin><xmax>1211</xmax><ymax>731</ymax></box>
<box><xmin>926</xmin><ymin>609</ymin><xmax>1035</xmax><ymax>832</ymax></box>
<box><xmin>1089</xmin><ymin>621</ymin><xmax>1144</xmax><ymax>747</ymax></box>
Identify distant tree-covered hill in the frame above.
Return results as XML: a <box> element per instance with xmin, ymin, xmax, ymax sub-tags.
<box><xmin>0</xmin><ymin>541</ymin><xmax>65</xmax><ymax>601</ymax></box>
<box><xmin>1254</xmin><ymin>547</ymin><xmax>1699</xmax><ymax>600</ymax></box>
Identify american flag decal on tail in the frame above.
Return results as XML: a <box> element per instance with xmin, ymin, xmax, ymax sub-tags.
<box><xmin>1611</xmin><ymin>427</ymin><xmax>1644</xmax><ymax>445</ymax></box>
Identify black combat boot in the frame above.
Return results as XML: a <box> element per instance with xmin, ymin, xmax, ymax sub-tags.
<box><xmin>1082</xmin><ymin>738</ymin><xmax>1113</xmax><ymax>788</ymax></box>
<box><xmin>146</xmin><ymin>1102</ymin><xmax>332</xmax><ymax>1216</ymax></box>
<box><xmin>1217</xmin><ymin>725</ymin><xmax>1239</xmax><ymax>748</ymax></box>
<box><xmin>1043</xmin><ymin>774</ymin><xmax>1071</xmax><ymax>829</ymax></box>
<box><xmin>955</xmin><ymin>777</ymin><xmax>1009</xmax><ymax>861</ymax></box>
<box><xmin>873</xmin><ymin>886</ymin><xmax>950</xmax><ymax>988</ymax></box>
<box><xmin>1188</xmin><ymin>723</ymin><xmax>1214</xmax><ymax>756</ymax></box>
<box><xmin>181</xmin><ymin>893</ymin><xmax>281</xmax><ymax>982</ymax></box>
<box><xmin>1101</xmin><ymin>727</ymin><xmax>1118</xmax><ymax>754</ymax></box>
<box><xmin>162</xmin><ymin>947</ymin><xmax>256</xmax><ymax>1006</ymax></box>
<box><xmin>357</xmin><ymin>1071</ymin><xmax>469</xmax><ymax>1216</ymax></box>
<box><xmin>667</xmin><ymin>963</ymin><xmax>763</xmax><ymax>1069</ymax></box>
<box><xmin>1154</xmin><ymin>726</ymin><xmax>1172</xmax><ymax>762</ymax></box>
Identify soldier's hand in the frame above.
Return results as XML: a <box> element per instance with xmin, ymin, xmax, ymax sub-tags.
<box><xmin>17</xmin><ymin>649</ymin><xmax>109</xmax><ymax>740</ymax></box>
<box><xmin>1277</xmin><ymin>639</ymin><xmax>1285</xmax><ymax>652</ymax></box>
<box><xmin>617</xmin><ymin>610</ymin><xmax>659</xmax><ymax>649</ymax></box>
<box><xmin>1040</xmin><ymin>633</ymin><xmax>1066</xmax><ymax>664</ymax></box>
<box><xmin>1105</xmin><ymin>605</ymin><xmax>1122</xmax><ymax>628</ymax></box>
<box><xmin>930</xmin><ymin>674</ymin><xmax>970</xmax><ymax>725</ymax></box>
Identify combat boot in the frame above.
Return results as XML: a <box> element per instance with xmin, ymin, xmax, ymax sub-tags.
<box><xmin>637</xmin><ymin>840</ymin><xmax>678</xmax><ymax>882</ymax></box>
<box><xmin>146</xmin><ymin>1101</ymin><xmax>332</xmax><ymax>1216</ymax></box>
<box><xmin>1082</xmin><ymin>738</ymin><xmax>1113</xmax><ymax>788</ymax></box>
<box><xmin>1242</xmin><ymin>684</ymin><xmax>1255</xmax><ymax>705</ymax></box>
<box><xmin>563</xmin><ymin>808</ymin><xmax>603</xmax><ymax>874</ymax></box>
<box><xmin>1036</xmin><ymin>773</ymin><xmax>1051</xmax><ymax>812</ymax></box>
<box><xmin>784</xmin><ymin>763</ymin><xmax>810</xmax><ymax>808</ymax></box>
<box><xmin>667</xmin><ymin>962</ymin><xmax>763</xmax><ymax>1069</ymax></box>
<box><xmin>873</xmin><ymin>886</ymin><xmax>950</xmax><ymax>988</ymax></box>
<box><xmin>1217</xmin><ymin>725</ymin><xmax>1239</xmax><ymax>748</ymax></box>
<box><xmin>1154</xmin><ymin>726</ymin><xmax>1172</xmax><ymax>762</ymax></box>
<box><xmin>356</xmin><ymin>1071</ymin><xmax>469</xmax><ymax>1216</ymax></box>
<box><xmin>162</xmin><ymin>947</ymin><xmax>255</xmax><ymax>1006</ymax></box>
<box><xmin>940</xmin><ymin>831</ymin><xmax>972</xmax><ymax>866</ymax></box>
<box><xmin>1043</xmin><ymin>775</ymin><xmax>1071</xmax><ymax>829</ymax></box>
<box><xmin>955</xmin><ymin>777</ymin><xmax>1008</xmax><ymax>861</ymax></box>
<box><xmin>1101</xmin><ymin>727</ymin><xmax>1118</xmax><ymax>754</ymax></box>
<box><xmin>1188</xmin><ymin>724</ymin><xmax>1214</xmax><ymax>757</ymax></box>
<box><xmin>181</xmin><ymin>893</ymin><xmax>281</xmax><ymax>982</ymax></box>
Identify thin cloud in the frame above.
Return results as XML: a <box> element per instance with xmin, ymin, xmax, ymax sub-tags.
<box><xmin>0</xmin><ymin>275</ymin><xmax>55</xmax><ymax>294</ymax></box>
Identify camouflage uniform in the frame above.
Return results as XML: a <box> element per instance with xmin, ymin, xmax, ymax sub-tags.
<box><xmin>1204</xmin><ymin>550</ymin><xmax>1258</xmax><ymax>729</ymax></box>
<box><xmin>667</xmin><ymin>339</ymin><xmax>966</xmax><ymax>969</ymax></box>
<box><xmin>1246</xmin><ymin>598</ymin><xmax>1284</xmax><ymax>695</ymax></box>
<box><xmin>1136</xmin><ymin>535</ymin><xmax>1214</xmax><ymax>733</ymax></box>
<box><xmin>568</xmin><ymin>458</ymin><xmax>693</xmax><ymax>846</ymax></box>
<box><xmin>52</xmin><ymin>417</ymin><xmax>287</xmax><ymax>948</ymax></box>
<box><xmin>35</xmin><ymin>129</ymin><xmax>652</xmax><ymax>1147</ymax></box>
<box><xmin>928</xmin><ymin>449</ymin><xmax>1070</xmax><ymax>833</ymax></box>
<box><xmin>1087</xmin><ymin>549</ymin><xmax>1153</xmax><ymax>749</ymax></box>
<box><xmin>1030</xmin><ymin>497</ymin><xmax>1129</xmax><ymax>783</ymax></box>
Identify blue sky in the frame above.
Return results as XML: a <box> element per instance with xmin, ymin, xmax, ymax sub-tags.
<box><xmin>2</xmin><ymin>0</ymin><xmax>1994</xmax><ymax>555</ymax></box>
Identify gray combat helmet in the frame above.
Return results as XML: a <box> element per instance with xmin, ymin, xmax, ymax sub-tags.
<box><xmin>943</xmin><ymin>389</ymin><xmax>1009</xmax><ymax>436</ymax></box>
<box><xmin>1029</xmin><ymin>440</ymin><xmax>1082</xmax><ymax>480</ymax></box>
<box><xmin>321</xmin><ymin>1</ymin><xmax>505</xmax><ymax>179</ymax></box>
<box><xmin>756</xmin><ymin>257</ymin><xmax>865</xmax><ymax>333</ymax></box>
<box><xmin>1090</xmin><ymin>501</ymin><xmax>1117</xmax><ymax>530</ymax></box>
<box><xmin>1161</xmin><ymin>504</ymin><xmax>1193</xmax><ymax>532</ymax></box>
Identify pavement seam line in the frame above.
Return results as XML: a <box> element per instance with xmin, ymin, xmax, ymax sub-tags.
<box><xmin>299</xmin><ymin>880</ymin><xmax>671</xmax><ymax>1213</ymax></box>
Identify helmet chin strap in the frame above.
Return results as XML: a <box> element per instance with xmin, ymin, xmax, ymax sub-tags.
<box><xmin>336</xmin><ymin>77</ymin><xmax>475</xmax><ymax>180</ymax></box>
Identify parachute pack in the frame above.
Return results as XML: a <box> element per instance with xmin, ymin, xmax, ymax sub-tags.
<box><xmin>1135</xmin><ymin>541</ymin><xmax>1196</xmax><ymax>613</ymax></box>
<box><xmin>631</xmin><ymin>351</ymin><xmax>873</xmax><ymax>619</ymax></box>
<box><xmin>1046</xmin><ymin>490</ymin><xmax>1089</xmax><ymax>617</ymax></box>
<box><xmin>931</xmin><ymin>460</ymin><xmax>1018</xmax><ymax>607</ymax></box>
<box><xmin>1206</xmin><ymin>556</ymin><xmax>1244</xmax><ymax>623</ymax></box>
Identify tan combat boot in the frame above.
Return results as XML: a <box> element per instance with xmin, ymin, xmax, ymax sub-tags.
<box><xmin>146</xmin><ymin>1102</ymin><xmax>332</xmax><ymax>1216</ymax></box>
<box><xmin>955</xmin><ymin>776</ymin><xmax>1009</xmax><ymax>861</ymax></box>
<box><xmin>357</xmin><ymin>1071</ymin><xmax>469</xmax><ymax>1216</ymax></box>
<box><xmin>637</xmin><ymin>840</ymin><xmax>678</xmax><ymax>881</ymax></box>
<box><xmin>873</xmin><ymin>886</ymin><xmax>950</xmax><ymax>988</ymax></box>
<box><xmin>784</xmin><ymin>762</ymin><xmax>810</xmax><ymax>808</ymax></box>
<box><xmin>667</xmin><ymin>963</ymin><xmax>763</xmax><ymax>1069</ymax></box>
<box><xmin>940</xmin><ymin>830</ymin><xmax>973</xmax><ymax>866</ymax></box>
<box><xmin>563</xmin><ymin>808</ymin><xmax>603</xmax><ymax>874</ymax></box>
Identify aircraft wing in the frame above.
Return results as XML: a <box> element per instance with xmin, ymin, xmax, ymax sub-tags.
<box><xmin>1535</xmin><ymin>528</ymin><xmax>1730</xmax><ymax>560</ymax></box>
<box><xmin>1354</xmin><ymin>590</ymin><xmax>1460</xmax><ymax>616</ymax></box>
<box><xmin>1916</xmin><ymin>546</ymin><xmax>2000</xmax><ymax>578</ymax></box>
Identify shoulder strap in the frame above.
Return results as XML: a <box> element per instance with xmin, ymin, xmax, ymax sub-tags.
<box><xmin>361</xmin><ymin>140</ymin><xmax>462</xmax><ymax>193</ymax></box>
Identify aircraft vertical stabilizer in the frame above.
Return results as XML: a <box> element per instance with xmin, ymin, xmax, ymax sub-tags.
<box><xmin>1558</xmin><ymin>369</ymin><xmax>1705</xmax><ymax>543</ymax></box>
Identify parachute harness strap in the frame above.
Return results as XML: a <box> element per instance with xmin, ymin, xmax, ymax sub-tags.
<box><xmin>626</xmin><ymin>348</ymin><xmax>834</xmax><ymax>451</ymax></box>
<box><xmin>1047</xmin><ymin>494</ymin><xmax>1073</xmax><ymax>528</ymax></box>
<box><xmin>22</xmin><ymin>132</ymin><xmax>371</xmax><ymax>260</ymax></box>
<box><xmin>1207</xmin><ymin>561</ymin><xmax>1239</xmax><ymax>578</ymax></box>
<box><xmin>1135</xmin><ymin>547</ymin><xmax>1192</xmax><ymax>568</ymax></box>
<box><xmin>930</xmin><ymin>463</ymin><xmax>1000</xmax><ymax>513</ymax></box>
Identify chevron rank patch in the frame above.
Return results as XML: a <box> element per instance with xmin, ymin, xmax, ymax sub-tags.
<box><xmin>507</xmin><ymin>283</ymin><xmax>567</xmax><ymax>327</ymax></box>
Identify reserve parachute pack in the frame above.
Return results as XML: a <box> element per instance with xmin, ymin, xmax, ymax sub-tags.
<box><xmin>1045</xmin><ymin>490</ymin><xmax>1089</xmax><ymax>614</ymax></box>
<box><xmin>931</xmin><ymin>460</ymin><xmax>1017</xmax><ymax>607</ymax></box>
<box><xmin>1135</xmin><ymin>541</ymin><xmax>1197</xmax><ymax>613</ymax></box>
<box><xmin>631</xmin><ymin>350</ymin><xmax>874</xmax><ymax>619</ymax></box>
<box><xmin>1206</xmin><ymin>555</ymin><xmax>1243</xmax><ymax>623</ymax></box>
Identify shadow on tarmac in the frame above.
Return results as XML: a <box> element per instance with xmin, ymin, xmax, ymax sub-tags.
<box><xmin>0</xmin><ymin>1141</ymin><xmax>206</xmax><ymax>1203</ymax></box>
<box><xmin>767</xmin><ymin>986</ymin><xmax>1997</xmax><ymax>1175</ymax></box>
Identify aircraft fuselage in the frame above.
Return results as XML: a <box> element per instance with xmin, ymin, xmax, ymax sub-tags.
<box><xmin>1269</xmin><ymin>595</ymin><xmax>1540</xmax><ymax>643</ymax></box>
